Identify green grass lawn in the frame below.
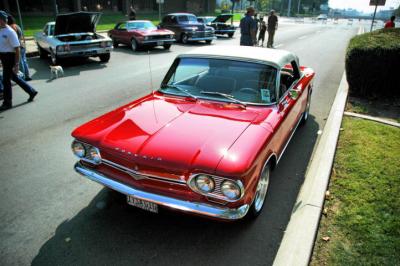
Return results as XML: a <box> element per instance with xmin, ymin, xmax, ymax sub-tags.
<box><xmin>311</xmin><ymin>117</ymin><xmax>400</xmax><ymax>265</ymax></box>
<box><xmin>19</xmin><ymin>13</ymin><xmax>242</xmax><ymax>37</ymax></box>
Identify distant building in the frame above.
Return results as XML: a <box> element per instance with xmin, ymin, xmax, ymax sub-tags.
<box><xmin>0</xmin><ymin>0</ymin><xmax>216</xmax><ymax>15</ymax></box>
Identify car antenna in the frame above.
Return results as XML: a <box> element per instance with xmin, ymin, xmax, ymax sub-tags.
<box><xmin>148</xmin><ymin>50</ymin><xmax>159</xmax><ymax>124</ymax></box>
<box><xmin>148</xmin><ymin>50</ymin><xmax>154</xmax><ymax>94</ymax></box>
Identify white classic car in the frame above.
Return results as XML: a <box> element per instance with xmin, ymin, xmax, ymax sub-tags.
<box><xmin>35</xmin><ymin>12</ymin><xmax>113</xmax><ymax>65</ymax></box>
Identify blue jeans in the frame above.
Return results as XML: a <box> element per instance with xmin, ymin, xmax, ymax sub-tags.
<box><xmin>19</xmin><ymin>47</ymin><xmax>30</xmax><ymax>79</ymax></box>
<box><xmin>0</xmin><ymin>52</ymin><xmax>36</xmax><ymax>105</ymax></box>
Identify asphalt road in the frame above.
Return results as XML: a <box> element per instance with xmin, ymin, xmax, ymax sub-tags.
<box><xmin>0</xmin><ymin>19</ymin><xmax>359</xmax><ymax>266</ymax></box>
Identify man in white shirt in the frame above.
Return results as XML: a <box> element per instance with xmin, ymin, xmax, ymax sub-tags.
<box><xmin>0</xmin><ymin>10</ymin><xmax>37</xmax><ymax>111</ymax></box>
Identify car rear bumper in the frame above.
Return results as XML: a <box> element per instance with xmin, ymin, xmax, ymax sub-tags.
<box><xmin>74</xmin><ymin>162</ymin><xmax>249</xmax><ymax>220</ymax></box>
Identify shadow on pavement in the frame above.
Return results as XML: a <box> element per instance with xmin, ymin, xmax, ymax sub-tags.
<box><xmin>32</xmin><ymin>115</ymin><xmax>319</xmax><ymax>266</ymax></box>
<box><xmin>28</xmin><ymin>57</ymin><xmax>108</xmax><ymax>82</ymax></box>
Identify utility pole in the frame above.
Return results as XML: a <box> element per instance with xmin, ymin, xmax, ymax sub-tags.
<box><xmin>287</xmin><ymin>0</ymin><xmax>292</xmax><ymax>17</ymax></box>
<box><xmin>297</xmin><ymin>0</ymin><xmax>301</xmax><ymax>15</ymax></box>
<box><xmin>52</xmin><ymin>0</ymin><xmax>58</xmax><ymax>17</ymax></box>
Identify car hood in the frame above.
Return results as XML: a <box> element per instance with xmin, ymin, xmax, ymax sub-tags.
<box><xmin>72</xmin><ymin>93</ymin><xmax>261</xmax><ymax>173</ymax></box>
<box><xmin>132</xmin><ymin>28</ymin><xmax>173</xmax><ymax>35</ymax></box>
<box><xmin>55</xmin><ymin>12</ymin><xmax>101</xmax><ymax>35</ymax></box>
<box><xmin>212</xmin><ymin>14</ymin><xmax>233</xmax><ymax>23</ymax></box>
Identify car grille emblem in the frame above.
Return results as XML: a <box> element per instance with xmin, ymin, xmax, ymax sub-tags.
<box><xmin>114</xmin><ymin>147</ymin><xmax>162</xmax><ymax>161</ymax></box>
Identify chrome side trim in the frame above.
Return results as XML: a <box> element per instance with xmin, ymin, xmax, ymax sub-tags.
<box><xmin>277</xmin><ymin>112</ymin><xmax>304</xmax><ymax>163</ymax></box>
<box><xmin>74</xmin><ymin>162</ymin><xmax>249</xmax><ymax>220</ymax></box>
<box><xmin>101</xmin><ymin>159</ymin><xmax>187</xmax><ymax>185</ymax></box>
<box><xmin>187</xmin><ymin>36</ymin><xmax>217</xmax><ymax>41</ymax></box>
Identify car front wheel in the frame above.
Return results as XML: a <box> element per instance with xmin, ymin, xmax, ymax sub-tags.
<box><xmin>248</xmin><ymin>162</ymin><xmax>271</xmax><ymax>218</ymax></box>
<box><xmin>99</xmin><ymin>53</ymin><xmax>110</xmax><ymax>63</ymax></box>
<box><xmin>111</xmin><ymin>37</ymin><xmax>118</xmax><ymax>48</ymax></box>
<box><xmin>131</xmin><ymin>38</ymin><xmax>138</xmax><ymax>51</ymax></box>
<box><xmin>163</xmin><ymin>44</ymin><xmax>171</xmax><ymax>50</ymax></box>
<box><xmin>228</xmin><ymin>33</ymin><xmax>234</xmax><ymax>38</ymax></box>
<box><xmin>181</xmin><ymin>33</ymin><xmax>189</xmax><ymax>44</ymax></box>
<box><xmin>37</xmin><ymin>45</ymin><xmax>47</xmax><ymax>59</ymax></box>
<box><xmin>205</xmin><ymin>39</ymin><xmax>212</xmax><ymax>44</ymax></box>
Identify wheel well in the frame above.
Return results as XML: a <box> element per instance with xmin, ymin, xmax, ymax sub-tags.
<box><xmin>266</xmin><ymin>153</ymin><xmax>277</xmax><ymax>171</ymax></box>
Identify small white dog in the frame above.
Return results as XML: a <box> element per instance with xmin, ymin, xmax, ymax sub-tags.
<box><xmin>50</xmin><ymin>65</ymin><xmax>64</xmax><ymax>79</ymax></box>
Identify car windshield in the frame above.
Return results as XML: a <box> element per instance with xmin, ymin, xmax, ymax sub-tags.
<box><xmin>206</xmin><ymin>17</ymin><xmax>216</xmax><ymax>23</ymax></box>
<box><xmin>178</xmin><ymin>15</ymin><xmax>198</xmax><ymax>23</ymax></box>
<box><xmin>127</xmin><ymin>21</ymin><xmax>156</xmax><ymax>30</ymax></box>
<box><xmin>160</xmin><ymin>58</ymin><xmax>277</xmax><ymax>105</ymax></box>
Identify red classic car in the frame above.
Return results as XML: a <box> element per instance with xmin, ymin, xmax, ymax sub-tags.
<box><xmin>108</xmin><ymin>20</ymin><xmax>175</xmax><ymax>51</ymax></box>
<box><xmin>72</xmin><ymin>46</ymin><xmax>315</xmax><ymax>221</ymax></box>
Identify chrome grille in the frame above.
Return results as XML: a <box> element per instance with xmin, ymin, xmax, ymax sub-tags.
<box><xmin>69</xmin><ymin>43</ymin><xmax>100</xmax><ymax>51</ymax></box>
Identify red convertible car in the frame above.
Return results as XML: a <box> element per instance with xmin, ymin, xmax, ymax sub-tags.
<box><xmin>72</xmin><ymin>46</ymin><xmax>315</xmax><ymax>221</ymax></box>
<box><xmin>108</xmin><ymin>20</ymin><xmax>175</xmax><ymax>51</ymax></box>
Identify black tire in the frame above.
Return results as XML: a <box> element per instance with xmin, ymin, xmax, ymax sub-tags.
<box><xmin>111</xmin><ymin>37</ymin><xmax>119</xmax><ymax>48</ymax></box>
<box><xmin>37</xmin><ymin>45</ymin><xmax>47</xmax><ymax>59</ymax></box>
<box><xmin>99</xmin><ymin>53</ymin><xmax>110</xmax><ymax>63</ymax></box>
<box><xmin>131</xmin><ymin>38</ymin><xmax>138</xmax><ymax>51</ymax></box>
<box><xmin>248</xmin><ymin>162</ymin><xmax>271</xmax><ymax>218</ymax></box>
<box><xmin>163</xmin><ymin>44</ymin><xmax>171</xmax><ymax>50</ymax></box>
<box><xmin>205</xmin><ymin>39</ymin><xmax>212</xmax><ymax>44</ymax></box>
<box><xmin>301</xmin><ymin>88</ymin><xmax>312</xmax><ymax>125</ymax></box>
<box><xmin>181</xmin><ymin>33</ymin><xmax>188</xmax><ymax>44</ymax></box>
<box><xmin>228</xmin><ymin>33</ymin><xmax>234</xmax><ymax>38</ymax></box>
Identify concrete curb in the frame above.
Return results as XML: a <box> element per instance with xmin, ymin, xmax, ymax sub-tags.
<box><xmin>344</xmin><ymin>112</ymin><xmax>400</xmax><ymax>128</ymax></box>
<box><xmin>273</xmin><ymin>72</ymin><xmax>349</xmax><ymax>266</ymax></box>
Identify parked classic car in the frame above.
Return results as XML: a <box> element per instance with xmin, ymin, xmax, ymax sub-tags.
<box><xmin>35</xmin><ymin>12</ymin><xmax>113</xmax><ymax>65</ymax></box>
<box><xmin>108</xmin><ymin>20</ymin><xmax>175</xmax><ymax>51</ymax></box>
<box><xmin>71</xmin><ymin>46</ymin><xmax>315</xmax><ymax>221</ymax></box>
<box><xmin>198</xmin><ymin>14</ymin><xmax>236</xmax><ymax>38</ymax></box>
<box><xmin>159</xmin><ymin>13</ymin><xmax>216</xmax><ymax>44</ymax></box>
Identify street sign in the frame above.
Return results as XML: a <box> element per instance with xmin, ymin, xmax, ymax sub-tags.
<box><xmin>369</xmin><ymin>0</ymin><xmax>386</xmax><ymax>6</ymax></box>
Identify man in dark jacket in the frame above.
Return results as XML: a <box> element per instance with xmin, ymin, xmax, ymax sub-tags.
<box><xmin>239</xmin><ymin>7</ymin><xmax>257</xmax><ymax>46</ymax></box>
<box><xmin>267</xmin><ymin>10</ymin><xmax>278</xmax><ymax>48</ymax></box>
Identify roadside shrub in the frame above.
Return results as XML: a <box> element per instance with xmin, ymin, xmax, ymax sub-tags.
<box><xmin>345</xmin><ymin>28</ymin><xmax>400</xmax><ymax>99</ymax></box>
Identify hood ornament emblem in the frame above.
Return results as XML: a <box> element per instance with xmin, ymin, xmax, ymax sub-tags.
<box><xmin>114</xmin><ymin>147</ymin><xmax>163</xmax><ymax>161</ymax></box>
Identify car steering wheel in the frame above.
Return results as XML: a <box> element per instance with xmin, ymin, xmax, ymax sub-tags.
<box><xmin>238</xmin><ymin>87</ymin><xmax>259</xmax><ymax>94</ymax></box>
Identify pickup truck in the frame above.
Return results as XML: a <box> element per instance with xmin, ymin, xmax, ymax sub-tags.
<box><xmin>35</xmin><ymin>12</ymin><xmax>112</xmax><ymax>65</ymax></box>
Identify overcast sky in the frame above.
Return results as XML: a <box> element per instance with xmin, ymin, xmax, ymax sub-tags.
<box><xmin>329</xmin><ymin>0</ymin><xmax>400</xmax><ymax>13</ymax></box>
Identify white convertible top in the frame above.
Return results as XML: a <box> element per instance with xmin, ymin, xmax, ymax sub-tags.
<box><xmin>180</xmin><ymin>45</ymin><xmax>299</xmax><ymax>69</ymax></box>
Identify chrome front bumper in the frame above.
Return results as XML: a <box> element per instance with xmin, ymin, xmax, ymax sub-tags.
<box><xmin>188</xmin><ymin>36</ymin><xmax>217</xmax><ymax>41</ymax></box>
<box><xmin>57</xmin><ymin>47</ymin><xmax>112</xmax><ymax>57</ymax></box>
<box><xmin>74</xmin><ymin>162</ymin><xmax>249</xmax><ymax>220</ymax></box>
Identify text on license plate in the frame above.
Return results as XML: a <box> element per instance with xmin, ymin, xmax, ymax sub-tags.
<box><xmin>127</xmin><ymin>195</ymin><xmax>158</xmax><ymax>213</ymax></box>
<box><xmin>157</xmin><ymin>41</ymin><xmax>164</xmax><ymax>46</ymax></box>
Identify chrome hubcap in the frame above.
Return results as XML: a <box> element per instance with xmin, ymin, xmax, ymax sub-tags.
<box><xmin>254</xmin><ymin>166</ymin><xmax>270</xmax><ymax>212</ymax></box>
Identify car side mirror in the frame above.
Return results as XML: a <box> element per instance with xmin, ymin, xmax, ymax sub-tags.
<box><xmin>289</xmin><ymin>88</ymin><xmax>300</xmax><ymax>100</ymax></box>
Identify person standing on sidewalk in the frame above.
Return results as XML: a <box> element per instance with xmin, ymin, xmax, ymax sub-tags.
<box><xmin>7</xmin><ymin>14</ymin><xmax>31</xmax><ymax>81</ymax></box>
<box><xmin>0</xmin><ymin>11</ymin><xmax>37</xmax><ymax>111</ymax></box>
<box><xmin>384</xmin><ymin>16</ymin><xmax>395</xmax><ymax>28</ymax></box>
<box><xmin>267</xmin><ymin>10</ymin><xmax>278</xmax><ymax>48</ymax></box>
<box><xmin>239</xmin><ymin>6</ymin><xmax>257</xmax><ymax>46</ymax></box>
<box><xmin>258</xmin><ymin>18</ymin><xmax>267</xmax><ymax>46</ymax></box>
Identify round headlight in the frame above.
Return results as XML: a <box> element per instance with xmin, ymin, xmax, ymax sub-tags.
<box><xmin>195</xmin><ymin>175</ymin><xmax>215</xmax><ymax>193</ymax></box>
<box><xmin>71</xmin><ymin>141</ymin><xmax>85</xmax><ymax>158</ymax></box>
<box><xmin>88</xmin><ymin>146</ymin><xmax>102</xmax><ymax>164</ymax></box>
<box><xmin>221</xmin><ymin>180</ymin><xmax>241</xmax><ymax>200</ymax></box>
<box><xmin>144</xmin><ymin>36</ymin><xmax>149</xmax><ymax>40</ymax></box>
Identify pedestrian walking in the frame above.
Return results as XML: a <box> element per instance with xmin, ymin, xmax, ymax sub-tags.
<box><xmin>7</xmin><ymin>14</ymin><xmax>31</xmax><ymax>81</ymax></box>
<box><xmin>267</xmin><ymin>10</ymin><xmax>278</xmax><ymax>48</ymax></box>
<box><xmin>384</xmin><ymin>16</ymin><xmax>395</xmax><ymax>28</ymax></box>
<box><xmin>258</xmin><ymin>19</ymin><xmax>267</xmax><ymax>46</ymax></box>
<box><xmin>239</xmin><ymin>6</ymin><xmax>257</xmax><ymax>46</ymax></box>
<box><xmin>129</xmin><ymin>6</ymin><xmax>137</xmax><ymax>20</ymax></box>
<box><xmin>0</xmin><ymin>11</ymin><xmax>37</xmax><ymax>111</ymax></box>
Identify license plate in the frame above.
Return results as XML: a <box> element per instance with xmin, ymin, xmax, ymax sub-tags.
<box><xmin>157</xmin><ymin>41</ymin><xmax>164</xmax><ymax>46</ymax></box>
<box><xmin>127</xmin><ymin>195</ymin><xmax>158</xmax><ymax>213</ymax></box>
